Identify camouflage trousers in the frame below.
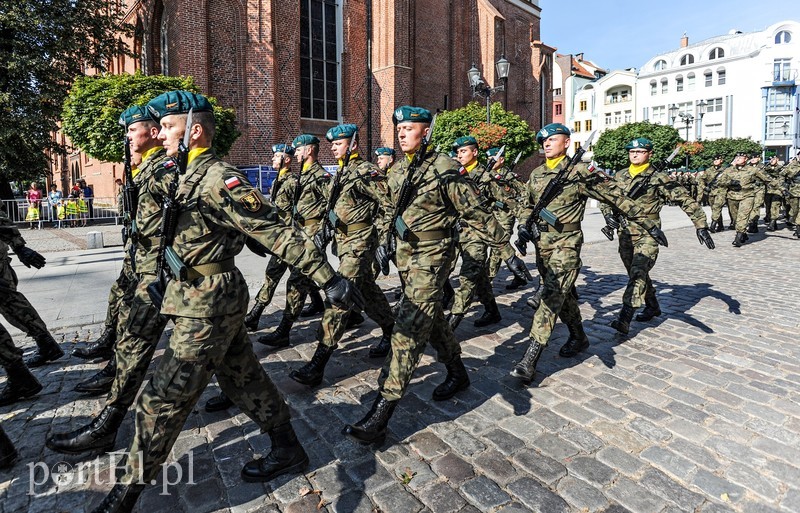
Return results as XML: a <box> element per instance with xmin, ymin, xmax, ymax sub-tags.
<box><xmin>528</xmin><ymin>239</ymin><xmax>585</xmax><ymax>346</ymax></box>
<box><xmin>487</xmin><ymin>217</ymin><xmax>515</xmax><ymax>280</ymax></box>
<box><xmin>283</xmin><ymin>269</ymin><xmax>319</xmax><ymax>322</ymax></box>
<box><xmin>378</xmin><ymin>257</ymin><xmax>460</xmax><ymax>402</ymax></box>
<box><xmin>451</xmin><ymin>240</ymin><xmax>495</xmax><ymax>316</ymax></box>
<box><xmin>728</xmin><ymin>196</ymin><xmax>754</xmax><ymax>232</ymax></box>
<box><xmin>765</xmin><ymin>193</ymin><xmax>784</xmax><ymax>222</ymax></box>
<box><xmin>107</xmin><ymin>273</ymin><xmax>169</xmax><ymax>410</ymax></box>
<box><xmin>708</xmin><ymin>193</ymin><xmax>727</xmax><ymax>222</ymax></box>
<box><xmin>619</xmin><ymin>232</ymin><xmax>659</xmax><ymax>309</ymax></box>
<box><xmin>750</xmin><ymin>188</ymin><xmax>765</xmax><ymax>222</ymax></box>
<box><xmin>121</xmin><ymin>313</ymin><xmax>290</xmax><ymax>484</ymax></box>
<box><xmin>788</xmin><ymin>197</ymin><xmax>800</xmax><ymax>225</ymax></box>
<box><xmin>104</xmin><ymin>264</ymin><xmax>134</xmax><ymax>340</ymax></box>
<box><xmin>255</xmin><ymin>256</ymin><xmax>289</xmax><ymax>304</ymax></box>
<box><xmin>0</xmin><ymin>261</ymin><xmax>49</xmax><ymax>340</ymax></box>
<box><xmin>318</xmin><ymin>249</ymin><xmax>393</xmax><ymax>348</ymax></box>
<box><xmin>0</xmin><ymin>323</ymin><xmax>23</xmax><ymax>369</ymax></box>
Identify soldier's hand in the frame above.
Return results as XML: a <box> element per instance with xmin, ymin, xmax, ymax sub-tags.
<box><xmin>245</xmin><ymin>237</ymin><xmax>269</xmax><ymax>258</ymax></box>
<box><xmin>313</xmin><ymin>231</ymin><xmax>328</xmax><ymax>253</ymax></box>
<box><xmin>376</xmin><ymin>244</ymin><xmax>391</xmax><ymax>276</ymax></box>
<box><xmin>13</xmin><ymin>245</ymin><xmax>46</xmax><ymax>269</ymax></box>
<box><xmin>505</xmin><ymin>255</ymin><xmax>533</xmax><ymax>282</ymax></box>
<box><xmin>603</xmin><ymin>213</ymin><xmax>621</xmax><ymax>230</ymax></box>
<box><xmin>696</xmin><ymin>228</ymin><xmax>715</xmax><ymax>249</ymax></box>
<box><xmin>324</xmin><ymin>274</ymin><xmax>365</xmax><ymax>312</ymax></box>
<box><xmin>647</xmin><ymin>226</ymin><xmax>669</xmax><ymax>247</ymax></box>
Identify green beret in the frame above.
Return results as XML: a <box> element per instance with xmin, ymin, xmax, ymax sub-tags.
<box><xmin>392</xmin><ymin>105</ymin><xmax>432</xmax><ymax>125</ymax></box>
<box><xmin>624</xmin><ymin>138</ymin><xmax>654</xmax><ymax>151</ymax></box>
<box><xmin>325</xmin><ymin>123</ymin><xmax>358</xmax><ymax>141</ymax></box>
<box><xmin>375</xmin><ymin>147</ymin><xmax>395</xmax><ymax>157</ymax></box>
<box><xmin>118</xmin><ymin>105</ymin><xmax>153</xmax><ymax>128</ymax></box>
<box><xmin>292</xmin><ymin>134</ymin><xmax>320</xmax><ymax>148</ymax></box>
<box><xmin>486</xmin><ymin>147</ymin><xmax>502</xmax><ymax>157</ymax></box>
<box><xmin>452</xmin><ymin>136</ymin><xmax>478</xmax><ymax>150</ymax></box>
<box><xmin>536</xmin><ymin>123</ymin><xmax>570</xmax><ymax>144</ymax></box>
<box><xmin>712</xmin><ymin>154</ymin><xmax>723</xmax><ymax>159</ymax></box>
<box><xmin>146</xmin><ymin>90</ymin><xmax>213</xmax><ymax>120</ymax></box>
<box><xmin>272</xmin><ymin>143</ymin><xmax>295</xmax><ymax>156</ymax></box>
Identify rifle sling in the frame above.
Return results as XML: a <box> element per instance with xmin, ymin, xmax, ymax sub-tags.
<box><xmin>335</xmin><ymin>222</ymin><xmax>370</xmax><ymax>235</ymax></box>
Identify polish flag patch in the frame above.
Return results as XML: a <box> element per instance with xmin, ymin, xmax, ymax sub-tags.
<box><xmin>225</xmin><ymin>176</ymin><xmax>242</xmax><ymax>190</ymax></box>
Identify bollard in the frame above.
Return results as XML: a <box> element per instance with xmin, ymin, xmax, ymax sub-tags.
<box><xmin>86</xmin><ymin>231</ymin><xmax>104</xmax><ymax>249</ymax></box>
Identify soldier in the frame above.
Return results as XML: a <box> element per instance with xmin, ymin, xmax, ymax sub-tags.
<box><xmin>782</xmin><ymin>158</ymin><xmax>800</xmax><ymax>237</ymax></box>
<box><xmin>243</xmin><ymin>143</ymin><xmax>298</xmax><ymax>331</ymax></box>
<box><xmin>512</xmin><ymin>126</ymin><xmax>668</xmax><ymax>383</ymax></box>
<box><xmin>747</xmin><ymin>153</ymin><xmax>766</xmax><ymax>233</ymax></box>
<box><xmin>604</xmin><ymin>138</ymin><xmax>714</xmax><ymax>335</ymax></box>
<box><xmin>258</xmin><ymin>134</ymin><xmax>331</xmax><ymax>348</ymax></box>
<box><xmin>696</xmin><ymin>155</ymin><xmax>728</xmax><ymax>232</ymax></box>
<box><xmin>46</xmin><ymin>104</ymin><xmax>173</xmax><ymax>455</ymax></box>
<box><xmin>87</xmin><ymin>91</ymin><xmax>362</xmax><ymax>513</ymax></box>
<box><xmin>375</xmin><ymin>147</ymin><xmax>396</xmax><ymax>173</ymax></box>
<box><xmin>764</xmin><ymin>155</ymin><xmax>785</xmax><ymax>231</ymax></box>
<box><xmin>344</xmin><ymin>106</ymin><xmax>529</xmax><ymax>445</ymax></box>
<box><xmin>289</xmin><ymin>124</ymin><xmax>395</xmax><ymax>386</ymax></box>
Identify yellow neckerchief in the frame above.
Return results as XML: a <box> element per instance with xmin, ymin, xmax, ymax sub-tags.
<box><xmin>187</xmin><ymin>147</ymin><xmax>210</xmax><ymax>165</ymax></box>
<box><xmin>140</xmin><ymin>146</ymin><xmax>160</xmax><ymax>165</ymax></box>
<box><xmin>545</xmin><ymin>155</ymin><xmax>566</xmax><ymax>169</ymax></box>
<box><xmin>278</xmin><ymin>167</ymin><xmax>291</xmax><ymax>179</ymax></box>
<box><xmin>302</xmin><ymin>160</ymin><xmax>314</xmax><ymax>173</ymax></box>
<box><xmin>405</xmin><ymin>151</ymin><xmax>416</xmax><ymax>162</ymax></box>
<box><xmin>629</xmin><ymin>162</ymin><xmax>650</xmax><ymax>178</ymax></box>
<box><xmin>338</xmin><ymin>152</ymin><xmax>359</xmax><ymax>166</ymax></box>
<box><xmin>131</xmin><ymin>166</ymin><xmax>141</xmax><ymax>179</ymax></box>
<box><xmin>464</xmin><ymin>160</ymin><xmax>479</xmax><ymax>173</ymax></box>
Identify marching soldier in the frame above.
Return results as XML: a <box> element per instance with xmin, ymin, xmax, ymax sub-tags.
<box><xmin>696</xmin><ymin>155</ymin><xmax>727</xmax><ymax>232</ymax></box>
<box><xmin>764</xmin><ymin>155</ymin><xmax>785</xmax><ymax>231</ymax></box>
<box><xmin>87</xmin><ymin>91</ymin><xmax>362</xmax><ymax>513</ymax></box>
<box><xmin>603</xmin><ymin>138</ymin><xmax>714</xmax><ymax>335</ymax></box>
<box><xmin>747</xmin><ymin>153</ymin><xmax>766</xmax><ymax>233</ymax></box>
<box><xmin>782</xmin><ymin>158</ymin><xmax>800</xmax><ymax>237</ymax></box>
<box><xmin>512</xmin><ymin>126</ymin><xmax>668</xmax><ymax>383</ymax></box>
<box><xmin>375</xmin><ymin>147</ymin><xmax>396</xmax><ymax>173</ymax></box>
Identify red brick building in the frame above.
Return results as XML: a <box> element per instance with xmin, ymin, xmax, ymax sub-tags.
<box><xmin>51</xmin><ymin>0</ymin><xmax>552</xmax><ymax>198</ymax></box>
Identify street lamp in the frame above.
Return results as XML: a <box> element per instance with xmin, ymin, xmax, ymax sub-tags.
<box><xmin>670</xmin><ymin>103</ymin><xmax>694</xmax><ymax>170</ymax></box>
<box><xmin>468</xmin><ymin>55</ymin><xmax>511</xmax><ymax>123</ymax></box>
<box><xmin>696</xmin><ymin>99</ymin><xmax>707</xmax><ymax>139</ymax></box>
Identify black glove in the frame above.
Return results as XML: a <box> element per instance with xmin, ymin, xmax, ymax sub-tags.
<box><xmin>696</xmin><ymin>228</ymin><xmax>715</xmax><ymax>249</ymax></box>
<box><xmin>245</xmin><ymin>237</ymin><xmax>269</xmax><ymax>258</ymax></box>
<box><xmin>647</xmin><ymin>226</ymin><xmax>669</xmax><ymax>247</ymax></box>
<box><xmin>603</xmin><ymin>213</ymin><xmax>620</xmax><ymax>230</ymax></box>
<box><xmin>376</xmin><ymin>244</ymin><xmax>391</xmax><ymax>276</ymax></box>
<box><xmin>514</xmin><ymin>224</ymin><xmax>540</xmax><ymax>256</ymax></box>
<box><xmin>121</xmin><ymin>226</ymin><xmax>128</xmax><ymax>244</ymax></box>
<box><xmin>323</xmin><ymin>274</ymin><xmax>365</xmax><ymax>312</ymax></box>
<box><xmin>13</xmin><ymin>245</ymin><xmax>46</xmax><ymax>269</ymax></box>
<box><xmin>505</xmin><ymin>255</ymin><xmax>533</xmax><ymax>282</ymax></box>
<box><xmin>729</xmin><ymin>180</ymin><xmax>741</xmax><ymax>191</ymax></box>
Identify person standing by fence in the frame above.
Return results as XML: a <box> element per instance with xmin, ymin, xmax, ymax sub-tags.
<box><xmin>25</xmin><ymin>182</ymin><xmax>42</xmax><ymax>229</ymax></box>
<box><xmin>47</xmin><ymin>185</ymin><xmax>62</xmax><ymax>227</ymax></box>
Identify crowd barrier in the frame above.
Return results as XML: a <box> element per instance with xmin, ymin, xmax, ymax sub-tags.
<box><xmin>1</xmin><ymin>198</ymin><xmax>122</xmax><ymax>228</ymax></box>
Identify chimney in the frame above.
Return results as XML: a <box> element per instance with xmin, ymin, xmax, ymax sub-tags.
<box><xmin>680</xmin><ymin>32</ymin><xmax>689</xmax><ymax>48</ymax></box>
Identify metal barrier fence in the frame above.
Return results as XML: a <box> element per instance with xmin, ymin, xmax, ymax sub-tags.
<box><xmin>1</xmin><ymin>198</ymin><xmax>121</xmax><ymax>227</ymax></box>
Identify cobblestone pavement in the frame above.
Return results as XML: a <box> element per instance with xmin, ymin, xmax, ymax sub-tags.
<box><xmin>1</xmin><ymin>220</ymin><xmax>799</xmax><ymax>513</ymax></box>
<box><xmin>15</xmin><ymin>223</ymin><xmax>124</xmax><ymax>253</ymax></box>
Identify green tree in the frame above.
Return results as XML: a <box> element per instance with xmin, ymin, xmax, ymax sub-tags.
<box><xmin>593</xmin><ymin>121</ymin><xmax>682</xmax><ymax>171</ymax></box>
<box><xmin>62</xmin><ymin>72</ymin><xmax>241</xmax><ymax>162</ymax></box>
<box><xmin>693</xmin><ymin>138</ymin><xmax>763</xmax><ymax>169</ymax></box>
<box><xmin>0</xmin><ymin>0</ymin><xmax>131</xmax><ymax>198</ymax></box>
<box><xmin>430</xmin><ymin>101</ymin><xmax>537</xmax><ymax>164</ymax></box>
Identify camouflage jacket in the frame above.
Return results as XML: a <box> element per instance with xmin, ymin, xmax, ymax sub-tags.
<box><xmin>0</xmin><ymin>209</ymin><xmax>26</xmax><ymax>261</ymax></box>
<box><xmin>764</xmin><ymin>164</ymin><xmax>785</xmax><ymax>195</ymax></box>
<box><xmin>161</xmin><ymin>150</ymin><xmax>335</xmax><ymax>317</ymax></box>
<box><xmin>270</xmin><ymin>168</ymin><xmax>298</xmax><ymax>222</ymax></box>
<box><xmin>716</xmin><ymin>164</ymin><xmax>777</xmax><ymax>200</ymax></box>
<box><xmin>294</xmin><ymin>160</ymin><xmax>331</xmax><ymax>236</ymax></box>
<box><xmin>601</xmin><ymin>165</ymin><xmax>708</xmax><ymax>235</ymax></box>
<box><xmin>782</xmin><ymin>162</ymin><xmax>800</xmax><ymax>197</ymax></box>
<box><xmin>459</xmin><ymin>163</ymin><xmax>488</xmax><ymax>242</ymax></box>
<box><xmin>477</xmin><ymin>164</ymin><xmax>525</xmax><ymax>225</ymax></box>
<box><xmin>387</xmin><ymin>151</ymin><xmax>514</xmax><ymax>272</ymax></box>
<box><xmin>695</xmin><ymin>165</ymin><xmax>727</xmax><ymax>200</ymax></box>
<box><xmin>131</xmin><ymin>148</ymin><xmax>172</xmax><ymax>274</ymax></box>
<box><xmin>330</xmin><ymin>156</ymin><xmax>390</xmax><ymax>254</ymax></box>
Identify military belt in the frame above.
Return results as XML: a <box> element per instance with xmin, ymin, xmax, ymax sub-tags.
<box><xmin>407</xmin><ymin>229</ymin><xmax>450</xmax><ymax>243</ymax></box>
<box><xmin>186</xmin><ymin>258</ymin><xmax>236</xmax><ymax>280</ymax></box>
<box><xmin>302</xmin><ymin>217</ymin><xmax>322</xmax><ymax>227</ymax></box>
<box><xmin>335</xmin><ymin>222</ymin><xmax>371</xmax><ymax>235</ymax></box>
<box><xmin>537</xmin><ymin>222</ymin><xmax>581</xmax><ymax>233</ymax></box>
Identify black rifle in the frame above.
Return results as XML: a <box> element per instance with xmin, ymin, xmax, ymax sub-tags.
<box><xmin>385</xmin><ymin>114</ymin><xmax>437</xmax><ymax>267</ymax></box>
<box><xmin>477</xmin><ymin>145</ymin><xmax>506</xmax><ymax>207</ymax></box>
<box><xmin>317</xmin><ymin>129</ymin><xmax>358</xmax><ymax>249</ymax></box>
<box><xmin>701</xmin><ymin>164</ymin><xmax>728</xmax><ymax>204</ymax></box>
<box><xmin>147</xmin><ymin>108</ymin><xmax>193</xmax><ymax>307</ymax></box>
<box><xmin>627</xmin><ymin>146</ymin><xmax>681</xmax><ymax>200</ymax></box>
<box><xmin>515</xmin><ymin>130</ymin><xmax>597</xmax><ymax>254</ymax></box>
<box><xmin>121</xmin><ymin>134</ymin><xmax>140</xmax><ymax>270</ymax></box>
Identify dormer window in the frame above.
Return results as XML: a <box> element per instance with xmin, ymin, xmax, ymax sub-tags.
<box><xmin>775</xmin><ymin>31</ymin><xmax>792</xmax><ymax>44</ymax></box>
<box><xmin>708</xmin><ymin>47</ymin><xmax>724</xmax><ymax>60</ymax></box>
<box><xmin>680</xmin><ymin>54</ymin><xmax>695</xmax><ymax>66</ymax></box>
<box><xmin>654</xmin><ymin>59</ymin><xmax>667</xmax><ymax>71</ymax></box>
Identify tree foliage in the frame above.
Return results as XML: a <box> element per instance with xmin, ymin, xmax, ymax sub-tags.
<box><xmin>0</xmin><ymin>0</ymin><xmax>131</xmax><ymax>189</ymax></box>
<box><xmin>62</xmin><ymin>73</ymin><xmax>241</xmax><ymax>162</ymax></box>
<box><xmin>430</xmin><ymin>101</ymin><xmax>538</xmax><ymax>164</ymax></box>
<box><xmin>692</xmin><ymin>138</ymin><xmax>763</xmax><ymax>169</ymax></box>
<box><xmin>593</xmin><ymin>122</ymin><xmax>682</xmax><ymax>171</ymax></box>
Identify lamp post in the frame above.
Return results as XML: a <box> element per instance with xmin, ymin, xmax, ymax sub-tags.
<box><xmin>468</xmin><ymin>55</ymin><xmax>511</xmax><ymax>123</ymax></box>
<box><xmin>783</xmin><ymin>121</ymin><xmax>790</xmax><ymax>161</ymax></box>
<box><xmin>696</xmin><ymin>99</ymin><xmax>707</xmax><ymax>139</ymax></box>
<box><xmin>670</xmin><ymin>103</ymin><xmax>694</xmax><ymax>170</ymax></box>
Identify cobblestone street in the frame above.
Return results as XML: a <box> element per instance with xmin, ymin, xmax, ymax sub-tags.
<box><xmin>1</xmin><ymin>217</ymin><xmax>799</xmax><ymax>513</ymax></box>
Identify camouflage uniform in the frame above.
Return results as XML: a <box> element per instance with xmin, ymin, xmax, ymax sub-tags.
<box><xmin>253</xmin><ymin>168</ymin><xmax>296</xmax><ymax>305</ymax></box>
<box><xmin>0</xmin><ymin>214</ymin><xmax>29</xmax><ymax>368</ymax></box>
<box><xmin>483</xmin><ymin>165</ymin><xmax>525</xmax><ymax>279</ymax></box>
<box><xmin>763</xmin><ymin>161</ymin><xmax>786</xmax><ymax>227</ymax></box>
<box><xmin>782</xmin><ymin>161</ymin><xmax>800</xmax><ymax>234</ymax></box>
<box><xmin>695</xmin><ymin>164</ymin><xmax>728</xmax><ymax>228</ymax></box>
<box><xmin>716</xmin><ymin>163</ymin><xmax>775</xmax><ymax>234</ymax></box>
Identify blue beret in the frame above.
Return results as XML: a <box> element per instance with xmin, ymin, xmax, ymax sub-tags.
<box><xmin>146</xmin><ymin>90</ymin><xmax>213</xmax><ymax>120</ymax></box>
<box><xmin>375</xmin><ymin>147</ymin><xmax>395</xmax><ymax>157</ymax></box>
<box><xmin>486</xmin><ymin>147</ymin><xmax>503</xmax><ymax>157</ymax></box>
<box><xmin>272</xmin><ymin>143</ymin><xmax>295</xmax><ymax>156</ymax></box>
<box><xmin>452</xmin><ymin>136</ymin><xmax>478</xmax><ymax>150</ymax></box>
<box><xmin>292</xmin><ymin>134</ymin><xmax>320</xmax><ymax>148</ymax></box>
<box><xmin>392</xmin><ymin>105</ymin><xmax>433</xmax><ymax>124</ymax></box>
<box><xmin>536</xmin><ymin>123</ymin><xmax>570</xmax><ymax>144</ymax></box>
<box><xmin>326</xmin><ymin>123</ymin><xmax>358</xmax><ymax>141</ymax></box>
<box><xmin>118</xmin><ymin>105</ymin><xmax>154</xmax><ymax>128</ymax></box>
<box><xmin>624</xmin><ymin>138</ymin><xmax>654</xmax><ymax>151</ymax></box>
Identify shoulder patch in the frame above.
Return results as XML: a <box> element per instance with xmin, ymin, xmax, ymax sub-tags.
<box><xmin>494</xmin><ymin>173</ymin><xmax>503</xmax><ymax>180</ymax></box>
<box><xmin>459</xmin><ymin>167</ymin><xmax>468</xmax><ymax>175</ymax></box>
<box><xmin>224</xmin><ymin>176</ymin><xmax>243</xmax><ymax>190</ymax></box>
<box><xmin>162</xmin><ymin>160</ymin><xmax>177</xmax><ymax>170</ymax></box>
<box><xmin>370</xmin><ymin>170</ymin><xmax>380</xmax><ymax>177</ymax></box>
<box><xmin>241</xmin><ymin>190</ymin><xmax>263</xmax><ymax>212</ymax></box>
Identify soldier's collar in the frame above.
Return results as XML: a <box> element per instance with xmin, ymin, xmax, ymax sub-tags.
<box><xmin>464</xmin><ymin>160</ymin><xmax>479</xmax><ymax>173</ymax></box>
<box><xmin>302</xmin><ymin>160</ymin><xmax>315</xmax><ymax>173</ymax></box>
<box><xmin>338</xmin><ymin>152</ymin><xmax>359</xmax><ymax>166</ymax></box>
<box><xmin>278</xmin><ymin>167</ymin><xmax>291</xmax><ymax>178</ymax></box>
<box><xmin>187</xmin><ymin>147</ymin><xmax>210</xmax><ymax>165</ymax></box>
<box><xmin>140</xmin><ymin>146</ymin><xmax>161</xmax><ymax>165</ymax></box>
<box><xmin>545</xmin><ymin>155</ymin><xmax>566</xmax><ymax>170</ymax></box>
<box><xmin>628</xmin><ymin>162</ymin><xmax>650</xmax><ymax>177</ymax></box>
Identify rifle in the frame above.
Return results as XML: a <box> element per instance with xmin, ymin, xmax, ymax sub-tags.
<box><xmin>477</xmin><ymin>145</ymin><xmax>506</xmax><ymax>207</ymax></box>
<box><xmin>508</xmin><ymin>151</ymin><xmax>523</xmax><ymax>173</ymax></box>
<box><xmin>121</xmin><ymin>134</ymin><xmax>141</xmax><ymax>270</ymax></box>
<box><xmin>317</xmin><ymin>129</ymin><xmax>358</xmax><ymax>249</ymax></box>
<box><xmin>627</xmin><ymin>146</ymin><xmax>681</xmax><ymax>200</ymax></box>
<box><xmin>515</xmin><ymin>130</ymin><xmax>597</xmax><ymax>254</ymax></box>
<box><xmin>147</xmin><ymin>108</ymin><xmax>193</xmax><ymax>308</ymax></box>
<box><xmin>385</xmin><ymin>114</ymin><xmax>437</xmax><ymax>268</ymax></box>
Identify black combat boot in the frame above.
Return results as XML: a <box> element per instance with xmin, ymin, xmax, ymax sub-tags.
<box><xmin>72</xmin><ymin>326</ymin><xmax>116</xmax><ymax>361</ymax></box>
<box><xmin>75</xmin><ymin>356</ymin><xmax>116</xmax><ymax>395</ymax></box>
<box><xmin>368</xmin><ymin>325</ymin><xmax>393</xmax><ymax>358</ymax></box>
<box><xmin>0</xmin><ymin>363</ymin><xmax>43</xmax><ymax>407</ymax></box>
<box><xmin>610</xmin><ymin>305</ymin><xmax>636</xmax><ymax>335</ymax></box>
<box><xmin>473</xmin><ymin>299</ymin><xmax>502</xmax><ymax>328</ymax></box>
<box><xmin>526</xmin><ymin>286</ymin><xmax>543</xmax><ymax>311</ymax></box>
<box><xmin>732</xmin><ymin>232</ymin><xmax>745</xmax><ymax>247</ymax></box>
<box><xmin>241</xmin><ymin>422</ymin><xmax>309</xmax><ymax>482</ymax></box>
<box><xmin>204</xmin><ymin>392</ymin><xmax>234</xmax><ymax>412</ymax></box>
<box><xmin>747</xmin><ymin>219</ymin><xmax>759</xmax><ymax>234</ymax></box>
<box><xmin>24</xmin><ymin>333</ymin><xmax>64</xmax><ymax>368</ymax></box>
<box><xmin>343</xmin><ymin>395</ymin><xmax>398</xmax><ymax>445</ymax></box>
<box><xmin>432</xmin><ymin>357</ymin><xmax>470</xmax><ymax>401</ymax></box>
<box><xmin>46</xmin><ymin>405</ymin><xmax>126</xmax><ymax>455</ymax></box>
<box><xmin>299</xmin><ymin>290</ymin><xmax>325</xmax><ymax>318</ymax></box>
<box><xmin>257</xmin><ymin>317</ymin><xmax>292</xmax><ymax>348</ymax></box>
<box><xmin>795</xmin><ymin>226</ymin><xmax>800</xmax><ymax>238</ymax></box>
<box><xmin>509</xmin><ymin>341</ymin><xmax>544</xmax><ymax>383</ymax></box>
<box><xmin>441</xmin><ymin>280</ymin><xmax>455</xmax><ymax>310</ymax></box>
<box><xmin>289</xmin><ymin>344</ymin><xmax>335</xmax><ymax>387</ymax></box>
<box><xmin>89</xmin><ymin>483</ymin><xmax>145</xmax><ymax>513</ymax></box>
<box><xmin>244</xmin><ymin>301</ymin><xmax>267</xmax><ymax>331</ymax></box>
<box><xmin>345</xmin><ymin>311</ymin><xmax>365</xmax><ymax>329</ymax></box>
<box><xmin>767</xmin><ymin>220</ymin><xmax>778</xmax><ymax>232</ymax></box>
<box><xmin>0</xmin><ymin>425</ymin><xmax>18</xmax><ymax>470</ymax></box>
<box><xmin>635</xmin><ymin>300</ymin><xmax>662</xmax><ymax>322</ymax></box>
<box><xmin>447</xmin><ymin>313</ymin><xmax>464</xmax><ymax>331</ymax></box>
<box><xmin>505</xmin><ymin>275</ymin><xmax>527</xmax><ymax>290</ymax></box>
<box><xmin>558</xmin><ymin>324</ymin><xmax>590</xmax><ymax>358</ymax></box>
<box><xmin>728</xmin><ymin>221</ymin><xmax>735</xmax><ymax>230</ymax></box>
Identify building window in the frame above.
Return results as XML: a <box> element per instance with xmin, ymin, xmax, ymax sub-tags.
<box><xmin>676</xmin><ymin>75</ymin><xmax>684</xmax><ymax>92</ymax></box>
<box><xmin>708</xmin><ymin>47</ymin><xmax>724</xmax><ymax>60</ymax></box>
<box><xmin>553</xmin><ymin>88</ymin><xmax>562</xmax><ymax>96</ymax></box>
<box><xmin>160</xmin><ymin>13</ymin><xmax>169</xmax><ymax>74</ymax></box>
<box><xmin>704</xmin><ymin>123</ymin><xmax>722</xmax><ymax>139</ymax></box>
<box><xmin>680</xmin><ymin>54</ymin><xmax>695</xmax><ymax>66</ymax></box>
<box><xmin>614</xmin><ymin>111</ymin><xmax>621</xmax><ymax>124</ymax></box>
<box><xmin>574</xmin><ymin>121</ymin><xmax>581</xmax><ymax>132</ymax></box>
<box><xmin>585</xmin><ymin>120</ymin><xmax>593</xmax><ymax>131</ymax></box>
<box><xmin>704</xmin><ymin>97</ymin><xmax>723</xmax><ymax>112</ymax></box>
<box><xmin>773</xmin><ymin>58</ymin><xmax>792</xmax><ymax>81</ymax></box>
<box><xmin>775</xmin><ymin>31</ymin><xmax>792</xmax><ymax>44</ymax></box>
<box><xmin>704</xmin><ymin>70</ymin><xmax>712</xmax><ymax>87</ymax></box>
<box><xmin>767</xmin><ymin>88</ymin><xmax>792</xmax><ymax>111</ymax></box>
<box><xmin>300</xmin><ymin>0</ymin><xmax>340</xmax><ymax>120</ymax></box>
<box><xmin>579</xmin><ymin>100</ymin><xmax>587</xmax><ymax>111</ymax></box>
<box><xmin>654</xmin><ymin>59</ymin><xmax>667</xmax><ymax>71</ymax></box>
<box><xmin>652</xmin><ymin>105</ymin><xmax>665</xmax><ymax>124</ymax></box>
<box><xmin>574</xmin><ymin>142</ymin><xmax>581</xmax><ymax>153</ymax></box>
<box><xmin>554</xmin><ymin>104</ymin><xmax>562</xmax><ymax>116</ymax></box>
<box><xmin>624</xmin><ymin>110</ymin><xmax>632</xmax><ymax>123</ymax></box>
<box><xmin>661</xmin><ymin>78</ymin><xmax>668</xmax><ymax>94</ymax></box>
<box><xmin>717</xmin><ymin>69</ymin><xmax>726</xmax><ymax>85</ymax></box>
<box><xmin>650</xmin><ymin>80</ymin><xmax>657</xmax><ymax>96</ymax></box>
<box><xmin>766</xmin><ymin>117</ymin><xmax>789</xmax><ymax>139</ymax></box>
<box><xmin>605</xmin><ymin>113</ymin><xmax>612</xmax><ymax>124</ymax></box>
<box><xmin>687</xmin><ymin>73</ymin><xmax>695</xmax><ymax>90</ymax></box>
